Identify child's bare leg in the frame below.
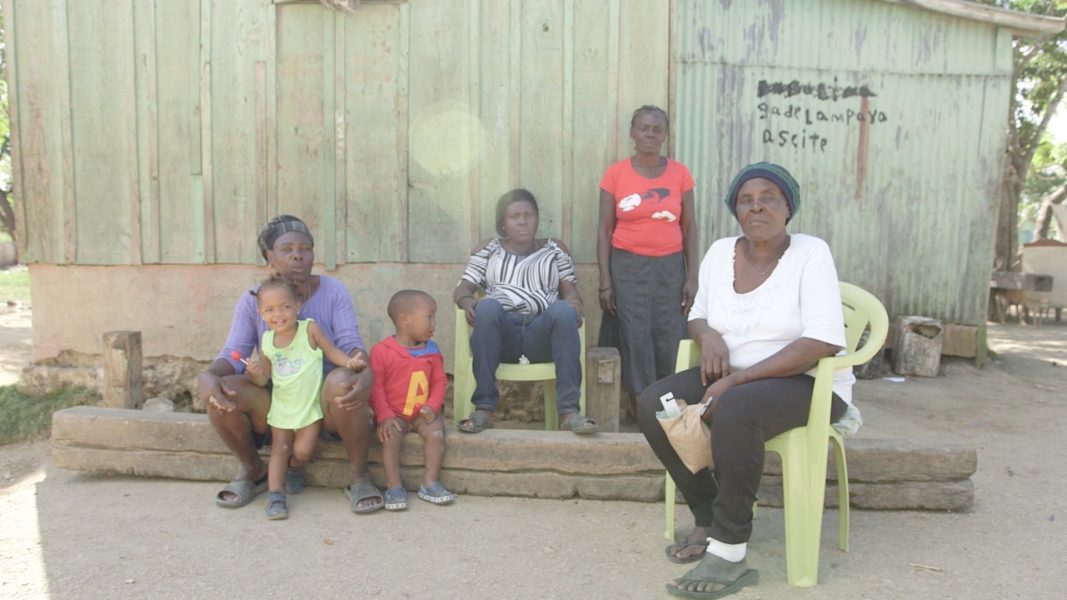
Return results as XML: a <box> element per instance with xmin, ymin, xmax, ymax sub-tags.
<box><xmin>283</xmin><ymin>421</ymin><xmax>320</xmax><ymax>495</ymax></box>
<box><xmin>414</xmin><ymin>415</ymin><xmax>446</xmax><ymax>487</ymax></box>
<box><xmin>268</xmin><ymin>427</ymin><xmax>294</xmax><ymax>493</ymax></box>
<box><xmin>381</xmin><ymin>420</ymin><xmax>410</xmax><ymax>490</ymax></box>
<box><xmin>290</xmin><ymin>420</ymin><xmax>321</xmax><ymax>469</ymax></box>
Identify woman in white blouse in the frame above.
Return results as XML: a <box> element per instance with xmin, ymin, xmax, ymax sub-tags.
<box><xmin>639</xmin><ymin>163</ymin><xmax>853</xmax><ymax>599</ymax></box>
<box><xmin>452</xmin><ymin>189</ymin><xmax>595</xmax><ymax>435</ymax></box>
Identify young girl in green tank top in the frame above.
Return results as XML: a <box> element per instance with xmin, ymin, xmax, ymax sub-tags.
<box><xmin>245</xmin><ymin>278</ymin><xmax>366</xmax><ymax>520</ymax></box>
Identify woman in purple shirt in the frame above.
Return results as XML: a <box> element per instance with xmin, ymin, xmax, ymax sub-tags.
<box><xmin>198</xmin><ymin>215</ymin><xmax>384</xmax><ymax>513</ymax></box>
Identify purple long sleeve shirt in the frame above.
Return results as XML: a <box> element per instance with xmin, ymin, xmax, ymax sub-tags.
<box><xmin>217</xmin><ymin>275</ymin><xmax>365</xmax><ymax>374</ymax></box>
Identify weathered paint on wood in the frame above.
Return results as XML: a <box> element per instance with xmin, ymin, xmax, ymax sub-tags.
<box><xmin>5</xmin><ymin>0</ymin><xmax>1041</xmax><ymax>328</ymax></box>
<box><xmin>673</xmin><ymin>0</ymin><xmax>1013</xmax><ymax>325</ymax></box>
<box><xmin>6</xmin><ymin>0</ymin><xmax>671</xmax><ymax>267</ymax></box>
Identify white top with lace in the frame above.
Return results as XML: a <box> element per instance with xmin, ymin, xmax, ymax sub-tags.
<box><xmin>688</xmin><ymin>233</ymin><xmax>855</xmax><ymax>404</ymax></box>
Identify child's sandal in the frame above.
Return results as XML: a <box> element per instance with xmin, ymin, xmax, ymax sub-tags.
<box><xmin>384</xmin><ymin>487</ymin><xmax>408</xmax><ymax>511</ymax></box>
<box><xmin>265</xmin><ymin>491</ymin><xmax>288</xmax><ymax>520</ymax></box>
<box><xmin>418</xmin><ymin>481</ymin><xmax>456</xmax><ymax>505</ymax></box>
<box><xmin>284</xmin><ymin>465</ymin><xmax>306</xmax><ymax>494</ymax></box>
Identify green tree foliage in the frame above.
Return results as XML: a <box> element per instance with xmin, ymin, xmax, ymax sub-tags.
<box><xmin>977</xmin><ymin>0</ymin><xmax>1067</xmax><ymax>260</ymax></box>
<box><xmin>0</xmin><ymin>3</ymin><xmax>15</xmax><ymax>244</ymax></box>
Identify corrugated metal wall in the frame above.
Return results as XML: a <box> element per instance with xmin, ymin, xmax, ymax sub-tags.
<box><xmin>5</xmin><ymin>0</ymin><xmax>669</xmax><ymax>267</ymax></box>
<box><xmin>7</xmin><ymin>0</ymin><xmax>1017</xmax><ymax>325</ymax></box>
<box><xmin>673</xmin><ymin>0</ymin><xmax>1012</xmax><ymax>325</ymax></box>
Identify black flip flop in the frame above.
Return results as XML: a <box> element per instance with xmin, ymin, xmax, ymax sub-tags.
<box><xmin>665</xmin><ymin>539</ymin><xmax>710</xmax><ymax>564</ymax></box>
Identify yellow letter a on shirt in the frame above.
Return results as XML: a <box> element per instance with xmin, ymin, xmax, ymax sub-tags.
<box><xmin>403</xmin><ymin>371</ymin><xmax>429</xmax><ymax>416</ymax></box>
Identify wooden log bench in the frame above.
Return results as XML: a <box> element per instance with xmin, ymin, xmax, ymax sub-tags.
<box><xmin>51</xmin><ymin>406</ymin><xmax>976</xmax><ymax>511</ymax></box>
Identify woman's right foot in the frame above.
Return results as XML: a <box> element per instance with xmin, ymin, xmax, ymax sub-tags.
<box><xmin>457</xmin><ymin>408</ymin><xmax>493</xmax><ymax>434</ymax></box>
<box><xmin>665</xmin><ymin>526</ymin><xmax>712</xmax><ymax>563</ymax></box>
<box><xmin>215</xmin><ymin>462</ymin><xmax>268</xmax><ymax>507</ymax></box>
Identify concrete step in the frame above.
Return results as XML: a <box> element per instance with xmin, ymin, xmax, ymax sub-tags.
<box><xmin>51</xmin><ymin>406</ymin><xmax>976</xmax><ymax>510</ymax></box>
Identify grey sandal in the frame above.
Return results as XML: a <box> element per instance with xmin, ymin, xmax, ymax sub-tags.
<box><xmin>562</xmin><ymin>413</ymin><xmax>598</xmax><ymax>435</ymax></box>
<box><xmin>214</xmin><ymin>473</ymin><xmax>268</xmax><ymax>508</ymax></box>
<box><xmin>384</xmin><ymin>487</ymin><xmax>408</xmax><ymax>511</ymax></box>
<box><xmin>265</xmin><ymin>491</ymin><xmax>288</xmax><ymax>520</ymax></box>
<box><xmin>344</xmin><ymin>481</ymin><xmax>384</xmax><ymax>514</ymax></box>
<box><xmin>457</xmin><ymin>409</ymin><xmax>493</xmax><ymax>434</ymax></box>
<box><xmin>418</xmin><ymin>481</ymin><xmax>456</xmax><ymax>505</ymax></box>
<box><xmin>284</xmin><ymin>467</ymin><xmax>306</xmax><ymax>494</ymax></box>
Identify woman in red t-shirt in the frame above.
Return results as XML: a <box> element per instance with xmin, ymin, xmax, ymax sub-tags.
<box><xmin>597</xmin><ymin>105</ymin><xmax>700</xmax><ymax>401</ymax></box>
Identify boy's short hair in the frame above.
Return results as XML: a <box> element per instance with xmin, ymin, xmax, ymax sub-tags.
<box><xmin>387</xmin><ymin>289</ymin><xmax>435</xmax><ymax>324</ymax></box>
<box><xmin>250</xmin><ymin>276</ymin><xmax>301</xmax><ymax>303</ymax></box>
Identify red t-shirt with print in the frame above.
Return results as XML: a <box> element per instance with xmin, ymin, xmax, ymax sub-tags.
<box><xmin>600</xmin><ymin>157</ymin><xmax>695</xmax><ymax>257</ymax></box>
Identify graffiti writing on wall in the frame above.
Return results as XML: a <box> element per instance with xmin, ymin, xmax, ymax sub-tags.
<box><xmin>756</xmin><ymin>78</ymin><xmax>888</xmax><ymax>153</ymax></box>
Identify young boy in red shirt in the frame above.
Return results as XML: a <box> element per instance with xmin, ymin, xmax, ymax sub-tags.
<box><xmin>370</xmin><ymin>290</ymin><xmax>455</xmax><ymax>510</ymax></box>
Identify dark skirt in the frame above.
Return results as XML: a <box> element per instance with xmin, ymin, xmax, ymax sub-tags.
<box><xmin>598</xmin><ymin>247</ymin><xmax>687</xmax><ymax>395</ymax></box>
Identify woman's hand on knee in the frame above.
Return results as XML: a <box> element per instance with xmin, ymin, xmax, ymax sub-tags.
<box><xmin>327</xmin><ymin>367</ymin><xmax>371</xmax><ymax>412</ymax></box>
<box><xmin>700</xmin><ymin>373</ymin><xmax>740</xmax><ymax>422</ymax></box>
<box><xmin>698</xmin><ymin>330</ymin><xmax>731</xmax><ymax>384</ymax></box>
<box><xmin>199</xmin><ymin>371</ymin><xmax>236</xmax><ymax>412</ymax></box>
<box><xmin>377</xmin><ymin>418</ymin><xmax>404</xmax><ymax>443</ymax></box>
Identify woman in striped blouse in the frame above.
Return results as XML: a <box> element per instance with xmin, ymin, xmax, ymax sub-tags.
<box><xmin>452</xmin><ymin>189</ymin><xmax>596</xmax><ymax>435</ymax></box>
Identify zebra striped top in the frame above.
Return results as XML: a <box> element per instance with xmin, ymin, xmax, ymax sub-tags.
<box><xmin>461</xmin><ymin>238</ymin><xmax>577</xmax><ymax>315</ymax></box>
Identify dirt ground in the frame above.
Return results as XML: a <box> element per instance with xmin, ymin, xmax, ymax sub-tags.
<box><xmin>1</xmin><ymin>307</ymin><xmax>1065</xmax><ymax>599</ymax></box>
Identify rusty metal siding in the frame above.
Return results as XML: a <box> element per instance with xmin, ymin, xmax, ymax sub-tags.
<box><xmin>6</xmin><ymin>0</ymin><xmax>669</xmax><ymax>267</ymax></box>
<box><xmin>673</xmin><ymin>0</ymin><xmax>1011</xmax><ymax>325</ymax></box>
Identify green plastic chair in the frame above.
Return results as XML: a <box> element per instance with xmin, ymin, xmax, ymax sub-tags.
<box><xmin>664</xmin><ymin>282</ymin><xmax>888</xmax><ymax>587</ymax></box>
<box><xmin>452</xmin><ymin>308</ymin><xmax>586</xmax><ymax>430</ymax></box>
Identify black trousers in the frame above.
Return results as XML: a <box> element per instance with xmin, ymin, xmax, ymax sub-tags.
<box><xmin>637</xmin><ymin>367</ymin><xmax>847</xmax><ymax>544</ymax></box>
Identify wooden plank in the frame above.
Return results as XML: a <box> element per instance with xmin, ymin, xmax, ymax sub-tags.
<box><xmin>394</xmin><ymin>2</ymin><xmax>410</xmax><ymax>262</ymax></box>
<box><xmin>275</xmin><ymin>3</ymin><xmax>327</xmax><ymax>249</ymax></box>
<box><xmin>561</xmin><ymin>0</ymin><xmax>574</xmax><ymax>245</ymax></box>
<box><xmin>586</xmin><ymin>347</ymin><xmax>621</xmax><ymax>432</ymax></box>
<box><xmin>68</xmin><ymin>0</ymin><xmax>139</xmax><ymax>264</ymax></box>
<box><xmin>199</xmin><ymin>0</ymin><xmax>215</xmax><ymax>262</ymax></box>
<box><xmin>406</xmin><ymin>0</ymin><xmax>473</xmax><ymax>263</ymax></box>
<box><xmin>569</xmin><ymin>0</ymin><xmax>616</xmax><ymax>263</ymax></box>
<box><xmin>474</xmin><ymin>0</ymin><xmax>513</xmax><ymax>247</ymax></box>
<box><xmin>343</xmin><ymin>1</ymin><xmax>405</xmax><ymax>263</ymax></box>
<box><xmin>467</xmin><ymin>0</ymin><xmax>481</xmax><ymax>250</ymax></box>
<box><xmin>51</xmin><ymin>406</ymin><xmax>976</xmax><ymax>509</ymax></box>
<box><xmin>209</xmin><ymin>0</ymin><xmax>270</xmax><ymax>263</ymax></box>
<box><xmin>255</xmin><ymin>60</ymin><xmax>269</xmax><ymax>243</ymax></box>
<box><xmin>616</xmin><ymin>0</ymin><xmax>669</xmax><ymax>159</ymax></box>
<box><xmin>331</xmin><ymin>14</ymin><xmax>346</xmax><ymax>269</ymax></box>
<box><xmin>266</xmin><ymin>2</ymin><xmax>279</xmax><ymax>219</ymax></box>
<box><xmin>508</xmin><ymin>0</ymin><xmax>523</xmax><ymax>220</ymax></box>
<box><xmin>101</xmin><ymin>331</ymin><xmax>144</xmax><ymax>409</ymax></box>
<box><xmin>133</xmin><ymin>0</ymin><xmax>160</xmax><ymax>264</ymax></box>
<box><xmin>154</xmin><ymin>0</ymin><xmax>204</xmax><ymax>263</ymax></box>
<box><xmin>321</xmin><ymin>10</ymin><xmax>338</xmax><ymax>271</ymax></box>
<box><xmin>518</xmin><ymin>0</ymin><xmax>564</xmax><ymax>240</ymax></box>
<box><xmin>9</xmin><ymin>0</ymin><xmax>78</xmax><ymax>264</ymax></box>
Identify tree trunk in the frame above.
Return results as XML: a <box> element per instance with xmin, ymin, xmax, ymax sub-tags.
<box><xmin>0</xmin><ymin>188</ymin><xmax>16</xmax><ymax>242</ymax></box>
<box><xmin>994</xmin><ymin>161</ymin><xmax>1023</xmax><ymax>270</ymax></box>
<box><xmin>1034</xmin><ymin>182</ymin><xmax>1067</xmax><ymax>240</ymax></box>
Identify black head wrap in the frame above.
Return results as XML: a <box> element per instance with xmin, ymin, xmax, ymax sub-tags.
<box><xmin>257</xmin><ymin>215</ymin><xmax>314</xmax><ymax>262</ymax></box>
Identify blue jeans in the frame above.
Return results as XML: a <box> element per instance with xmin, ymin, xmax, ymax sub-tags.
<box><xmin>469</xmin><ymin>298</ymin><xmax>582</xmax><ymax>414</ymax></box>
